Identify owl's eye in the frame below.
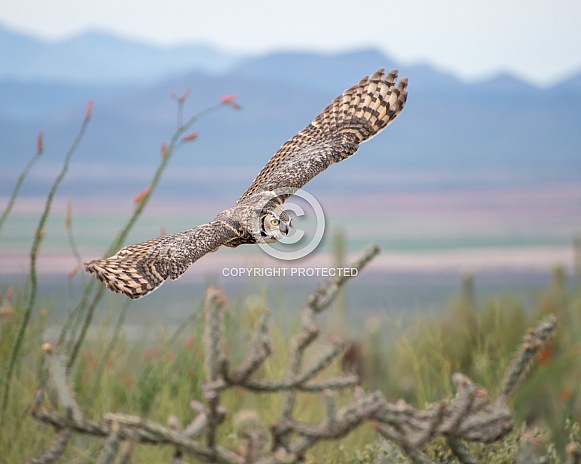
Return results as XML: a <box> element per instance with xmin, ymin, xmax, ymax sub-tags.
<box><xmin>271</xmin><ymin>218</ymin><xmax>280</xmax><ymax>226</ymax></box>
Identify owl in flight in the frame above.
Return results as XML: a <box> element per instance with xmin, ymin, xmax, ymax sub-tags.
<box><xmin>85</xmin><ymin>69</ymin><xmax>408</xmax><ymax>299</ymax></box>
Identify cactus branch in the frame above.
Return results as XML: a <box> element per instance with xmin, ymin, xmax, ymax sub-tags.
<box><xmin>28</xmin><ymin>250</ymin><xmax>557</xmax><ymax>463</ymax></box>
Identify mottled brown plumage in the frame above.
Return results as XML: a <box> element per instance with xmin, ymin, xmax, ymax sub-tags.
<box><xmin>84</xmin><ymin>69</ymin><xmax>409</xmax><ymax>299</ymax></box>
<box><xmin>239</xmin><ymin>69</ymin><xmax>407</xmax><ymax>203</ymax></box>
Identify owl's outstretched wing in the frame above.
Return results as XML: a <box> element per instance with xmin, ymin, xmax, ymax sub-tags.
<box><xmin>84</xmin><ymin>220</ymin><xmax>240</xmax><ymax>299</ymax></box>
<box><xmin>238</xmin><ymin>68</ymin><xmax>408</xmax><ymax>204</ymax></box>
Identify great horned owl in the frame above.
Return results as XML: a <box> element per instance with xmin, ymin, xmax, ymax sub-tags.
<box><xmin>85</xmin><ymin>69</ymin><xmax>408</xmax><ymax>299</ymax></box>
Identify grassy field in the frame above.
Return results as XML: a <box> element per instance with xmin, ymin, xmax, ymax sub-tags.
<box><xmin>1</xmin><ymin>259</ymin><xmax>581</xmax><ymax>462</ymax></box>
<box><xmin>1</xmin><ymin>103</ymin><xmax>580</xmax><ymax>462</ymax></box>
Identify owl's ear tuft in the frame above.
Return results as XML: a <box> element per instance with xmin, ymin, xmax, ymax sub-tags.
<box><xmin>279</xmin><ymin>209</ymin><xmax>290</xmax><ymax>223</ymax></box>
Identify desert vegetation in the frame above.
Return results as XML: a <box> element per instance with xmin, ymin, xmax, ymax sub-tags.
<box><xmin>1</xmin><ymin>95</ymin><xmax>580</xmax><ymax>463</ymax></box>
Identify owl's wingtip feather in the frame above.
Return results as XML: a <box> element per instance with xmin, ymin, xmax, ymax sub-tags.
<box><xmin>84</xmin><ymin>257</ymin><xmax>163</xmax><ymax>300</ymax></box>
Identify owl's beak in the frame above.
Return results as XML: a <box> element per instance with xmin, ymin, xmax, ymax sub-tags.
<box><xmin>281</xmin><ymin>223</ymin><xmax>290</xmax><ymax>235</ymax></box>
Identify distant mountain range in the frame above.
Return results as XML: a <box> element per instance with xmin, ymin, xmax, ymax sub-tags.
<box><xmin>0</xmin><ymin>26</ymin><xmax>240</xmax><ymax>83</ymax></box>
<box><xmin>1</xmin><ymin>24</ymin><xmax>580</xmax><ymax>199</ymax></box>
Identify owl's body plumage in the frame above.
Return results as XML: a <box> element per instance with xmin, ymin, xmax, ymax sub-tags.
<box><xmin>85</xmin><ymin>69</ymin><xmax>409</xmax><ymax>299</ymax></box>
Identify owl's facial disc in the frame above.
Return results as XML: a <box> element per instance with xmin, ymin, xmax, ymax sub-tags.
<box><xmin>259</xmin><ymin>208</ymin><xmax>290</xmax><ymax>243</ymax></box>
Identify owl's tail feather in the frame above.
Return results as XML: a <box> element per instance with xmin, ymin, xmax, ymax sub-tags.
<box><xmin>84</xmin><ymin>237</ymin><xmax>170</xmax><ymax>300</ymax></box>
<box><xmin>322</xmin><ymin>68</ymin><xmax>408</xmax><ymax>143</ymax></box>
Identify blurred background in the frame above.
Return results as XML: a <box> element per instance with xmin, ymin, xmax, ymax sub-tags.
<box><xmin>0</xmin><ymin>0</ymin><xmax>580</xmax><ymax>317</ymax></box>
<box><xmin>2</xmin><ymin>2</ymin><xmax>581</xmax><ymax>459</ymax></box>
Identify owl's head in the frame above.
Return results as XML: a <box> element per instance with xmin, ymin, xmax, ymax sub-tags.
<box><xmin>259</xmin><ymin>206</ymin><xmax>291</xmax><ymax>243</ymax></box>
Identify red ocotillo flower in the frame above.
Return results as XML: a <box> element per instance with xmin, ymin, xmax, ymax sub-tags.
<box><xmin>37</xmin><ymin>131</ymin><xmax>44</xmax><ymax>153</ymax></box>
<box><xmin>134</xmin><ymin>185</ymin><xmax>152</xmax><ymax>204</ymax></box>
<box><xmin>221</xmin><ymin>94</ymin><xmax>241</xmax><ymax>109</ymax></box>
<box><xmin>86</xmin><ymin>100</ymin><xmax>94</xmax><ymax>119</ymax></box>
<box><xmin>182</xmin><ymin>131</ymin><xmax>200</xmax><ymax>143</ymax></box>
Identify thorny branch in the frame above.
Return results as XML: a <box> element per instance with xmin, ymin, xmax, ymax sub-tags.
<box><xmin>28</xmin><ymin>246</ymin><xmax>558</xmax><ymax>463</ymax></box>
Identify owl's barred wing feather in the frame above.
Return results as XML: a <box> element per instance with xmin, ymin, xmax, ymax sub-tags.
<box><xmin>84</xmin><ymin>221</ymin><xmax>239</xmax><ymax>299</ymax></box>
<box><xmin>85</xmin><ymin>68</ymin><xmax>408</xmax><ymax>299</ymax></box>
<box><xmin>238</xmin><ymin>68</ymin><xmax>408</xmax><ymax>203</ymax></box>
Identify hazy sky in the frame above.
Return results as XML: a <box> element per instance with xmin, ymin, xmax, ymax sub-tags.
<box><xmin>2</xmin><ymin>0</ymin><xmax>580</xmax><ymax>85</ymax></box>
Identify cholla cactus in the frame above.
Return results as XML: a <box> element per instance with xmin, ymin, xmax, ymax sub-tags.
<box><xmin>28</xmin><ymin>246</ymin><xmax>558</xmax><ymax>464</ymax></box>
